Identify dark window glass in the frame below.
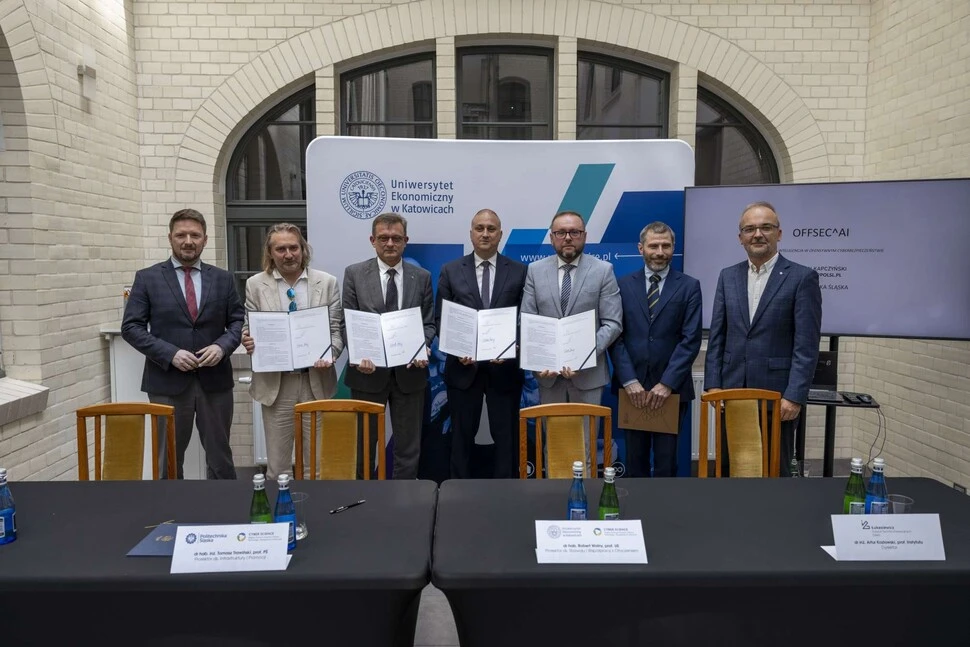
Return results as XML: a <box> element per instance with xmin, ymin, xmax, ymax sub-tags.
<box><xmin>695</xmin><ymin>87</ymin><xmax>779</xmax><ymax>185</ymax></box>
<box><xmin>342</xmin><ymin>56</ymin><xmax>435</xmax><ymax>138</ymax></box>
<box><xmin>226</xmin><ymin>87</ymin><xmax>314</xmax><ymax>299</ymax></box>
<box><xmin>577</xmin><ymin>54</ymin><xmax>668</xmax><ymax>139</ymax></box>
<box><xmin>458</xmin><ymin>49</ymin><xmax>552</xmax><ymax>140</ymax></box>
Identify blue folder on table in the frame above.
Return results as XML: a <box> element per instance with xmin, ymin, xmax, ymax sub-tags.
<box><xmin>127</xmin><ymin>523</ymin><xmax>182</xmax><ymax>557</ymax></box>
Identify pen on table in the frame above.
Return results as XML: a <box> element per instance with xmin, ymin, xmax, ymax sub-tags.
<box><xmin>330</xmin><ymin>499</ymin><xmax>366</xmax><ymax>514</ymax></box>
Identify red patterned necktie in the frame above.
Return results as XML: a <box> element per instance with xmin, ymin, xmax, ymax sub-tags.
<box><xmin>182</xmin><ymin>266</ymin><xmax>198</xmax><ymax>321</ymax></box>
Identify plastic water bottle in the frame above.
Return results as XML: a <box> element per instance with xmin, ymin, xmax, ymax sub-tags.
<box><xmin>249</xmin><ymin>474</ymin><xmax>272</xmax><ymax>523</ymax></box>
<box><xmin>566</xmin><ymin>461</ymin><xmax>588</xmax><ymax>520</ymax></box>
<box><xmin>842</xmin><ymin>457</ymin><xmax>866</xmax><ymax>514</ymax></box>
<box><xmin>598</xmin><ymin>466</ymin><xmax>620</xmax><ymax>520</ymax></box>
<box><xmin>0</xmin><ymin>468</ymin><xmax>16</xmax><ymax>545</ymax></box>
<box><xmin>274</xmin><ymin>474</ymin><xmax>297</xmax><ymax>550</ymax></box>
<box><xmin>864</xmin><ymin>457</ymin><xmax>889</xmax><ymax>514</ymax></box>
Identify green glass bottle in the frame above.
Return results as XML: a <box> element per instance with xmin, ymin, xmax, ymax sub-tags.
<box><xmin>249</xmin><ymin>474</ymin><xmax>273</xmax><ymax>523</ymax></box>
<box><xmin>842</xmin><ymin>457</ymin><xmax>866</xmax><ymax>514</ymax></box>
<box><xmin>598</xmin><ymin>467</ymin><xmax>620</xmax><ymax>520</ymax></box>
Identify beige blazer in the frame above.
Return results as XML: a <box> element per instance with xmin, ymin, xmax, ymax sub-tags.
<box><xmin>245</xmin><ymin>268</ymin><xmax>345</xmax><ymax>407</ymax></box>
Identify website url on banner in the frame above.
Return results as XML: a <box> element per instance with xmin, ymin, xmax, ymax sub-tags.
<box><xmin>786</xmin><ymin>248</ymin><xmax>884</xmax><ymax>253</ymax></box>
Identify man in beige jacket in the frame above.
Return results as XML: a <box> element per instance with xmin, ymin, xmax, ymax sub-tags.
<box><xmin>242</xmin><ymin>223</ymin><xmax>344</xmax><ymax>479</ymax></box>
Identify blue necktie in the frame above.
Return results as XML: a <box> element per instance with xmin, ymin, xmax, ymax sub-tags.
<box><xmin>560</xmin><ymin>264</ymin><xmax>574</xmax><ymax>315</ymax></box>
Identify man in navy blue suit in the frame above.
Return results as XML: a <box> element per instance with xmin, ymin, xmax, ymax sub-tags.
<box><xmin>436</xmin><ymin>209</ymin><xmax>527</xmax><ymax>479</ymax></box>
<box><xmin>122</xmin><ymin>209</ymin><xmax>244</xmax><ymax>479</ymax></box>
<box><xmin>704</xmin><ymin>201</ymin><xmax>822</xmax><ymax>476</ymax></box>
<box><xmin>610</xmin><ymin>222</ymin><xmax>702</xmax><ymax>477</ymax></box>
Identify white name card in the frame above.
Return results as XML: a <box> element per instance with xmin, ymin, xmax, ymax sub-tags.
<box><xmin>171</xmin><ymin>523</ymin><xmax>290</xmax><ymax>574</ymax></box>
<box><xmin>535</xmin><ymin>520</ymin><xmax>648</xmax><ymax>564</ymax></box>
<box><xmin>829</xmin><ymin>513</ymin><xmax>946</xmax><ymax>561</ymax></box>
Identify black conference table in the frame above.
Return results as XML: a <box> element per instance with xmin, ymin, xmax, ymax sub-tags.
<box><xmin>0</xmin><ymin>479</ymin><xmax>437</xmax><ymax>647</ymax></box>
<box><xmin>433</xmin><ymin>477</ymin><xmax>970</xmax><ymax>647</ymax></box>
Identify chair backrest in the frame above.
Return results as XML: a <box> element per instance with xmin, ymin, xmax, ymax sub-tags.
<box><xmin>293</xmin><ymin>399</ymin><xmax>386</xmax><ymax>480</ymax></box>
<box><xmin>697</xmin><ymin>388</ymin><xmax>782</xmax><ymax>478</ymax></box>
<box><xmin>518</xmin><ymin>403</ymin><xmax>612</xmax><ymax>479</ymax></box>
<box><xmin>76</xmin><ymin>403</ymin><xmax>176</xmax><ymax>480</ymax></box>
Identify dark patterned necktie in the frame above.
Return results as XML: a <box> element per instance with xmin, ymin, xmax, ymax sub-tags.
<box><xmin>647</xmin><ymin>273</ymin><xmax>661</xmax><ymax>319</ymax></box>
<box><xmin>560</xmin><ymin>264</ymin><xmax>574</xmax><ymax>315</ymax></box>
<box><xmin>384</xmin><ymin>268</ymin><xmax>398</xmax><ymax>312</ymax></box>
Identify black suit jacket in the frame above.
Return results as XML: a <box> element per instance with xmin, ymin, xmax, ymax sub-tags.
<box><xmin>435</xmin><ymin>252</ymin><xmax>527</xmax><ymax>391</ymax></box>
<box><xmin>122</xmin><ymin>259</ymin><xmax>244</xmax><ymax>396</ymax></box>
<box><xmin>341</xmin><ymin>258</ymin><xmax>436</xmax><ymax>394</ymax></box>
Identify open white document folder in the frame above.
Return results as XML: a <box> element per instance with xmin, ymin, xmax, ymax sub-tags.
<box><xmin>438</xmin><ymin>300</ymin><xmax>517</xmax><ymax>361</ymax></box>
<box><xmin>345</xmin><ymin>307</ymin><xmax>427</xmax><ymax>368</ymax></box>
<box><xmin>520</xmin><ymin>310</ymin><xmax>597</xmax><ymax>373</ymax></box>
<box><xmin>249</xmin><ymin>306</ymin><xmax>333</xmax><ymax>373</ymax></box>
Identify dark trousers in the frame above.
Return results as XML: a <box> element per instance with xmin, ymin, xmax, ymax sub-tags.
<box><xmin>352</xmin><ymin>380</ymin><xmax>425</xmax><ymax>480</ymax></box>
<box><xmin>149</xmin><ymin>378</ymin><xmax>236</xmax><ymax>480</ymax></box>
<box><xmin>626</xmin><ymin>401</ymin><xmax>689</xmax><ymax>478</ymax></box>
<box><xmin>448</xmin><ymin>372</ymin><xmax>520</xmax><ymax>479</ymax></box>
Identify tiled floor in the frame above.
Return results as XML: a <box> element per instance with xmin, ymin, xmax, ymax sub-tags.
<box><xmin>413</xmin><ymin>584</ymin><xmax>459</xmax><ymax>647</ymax></box>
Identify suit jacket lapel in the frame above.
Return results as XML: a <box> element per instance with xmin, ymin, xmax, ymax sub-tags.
<box><xmin>565</xmin><ymin>257</ymin><xmax>590</xmax><ymax>315</ymax></box>
<box><xmin>652</xmin><ymin>271</ymin><xmax>681</xmax><ymax>321</ymax></box>
<box><xmin>163</xmin><ymin>261</ymin><xmax>193</xmax><ymax>321</ymax></box>
<box><xmin>490</xmin><ymin>254</ymin><xmax>512</xmax><ymax>309</ymax></box>
<box><xmin>308</xmin><ymin>271</ymin><xmax>325</xmax><ymax>308</ymax></box>
<box><xmin>732</xmin><ymin>262</ymin><xmax>751</xmax><ymax>331</ymax></box>
<box><xmin>363</xmin><ymin>259</ymin><xmax>384</xmax><ymax>312</ymax></box>
<box><xmin>633</xmin><ymin>268</ymin><xmax>652</xmax><ymax>323</ymax></box>
<box><xmin>461</xmin><ymin>254</ymin><xmax>483</xmax><ymax>309</ymax></box>
<box><xmin>751</xmin><ymin>256</ymin><xmax>791</xmax><ymax>329</ymax></box>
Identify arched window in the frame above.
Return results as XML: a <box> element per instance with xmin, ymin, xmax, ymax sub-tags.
<box><xmin>695</xmin><ymin>87</ymin><xmax>779</xmax><ymax>185</ymax></box>
<box><xmin>342</xmin><ymin>55</ymin><xmax>436</xmax><ymax>138</ymax></box>
<box><xmin>576</xmin><ymin>54</ymin><xmax>668</xmax><ymax>139</ymax></box>
<box><xmin>226</xmin><ymin>87</ymin><xmax>315</xmax><ymax>297</ymax></box>
<box><xmin>458</xmin><ymin>48</ymin><xmax>553</xmax><ymax>140</ymax></box>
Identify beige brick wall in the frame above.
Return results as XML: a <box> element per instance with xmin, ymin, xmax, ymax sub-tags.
<box><xmin>0</xmin><ymin>0</ymin><xmax>143</xmax><ymax>481</ymax></box>
<box><xmin>849</xmin><ymin>0</ymin><xmax>970</xmax><ymax>484</ymax></box>
<box><xmin>0</xmin><ymin>0</ymin><xmax>967</xmax><ymax>485</ymax></box>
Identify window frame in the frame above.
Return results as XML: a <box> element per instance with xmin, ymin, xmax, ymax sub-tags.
<box><xmin>456</xmin><ymin>46</ymin><xmax>554</xmax><ymax>140</ymax></box>
<box><xmin>695</xmin><ymin>86</ymin><xmax>780</xmax><ymax>185</ymax></box>
<box><xmin>576</xmin><ymin>52</ymin><xmax>670</xmax><ymax>137</ymax></box>
<box><xmin>340</xmin><ymin>53</ymin><xmax>437</xmax><ymax>138</ymax></box>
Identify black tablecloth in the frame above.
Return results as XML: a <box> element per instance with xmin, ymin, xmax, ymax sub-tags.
<box><xmin>432</xmin><ymin>477</ymin><xmax>970</xmax><ymax>647</ymax></box>
<box><xmin>0</xmin><ymin>479</ymin><xmax>437</xmax><ymax>647</ymax></box>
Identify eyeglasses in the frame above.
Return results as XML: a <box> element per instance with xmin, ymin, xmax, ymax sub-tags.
<box><xmin>551</xmin><ymin>230</ymin><xmax>586</xmax><ymax>240</ymax></box>
<box><xmin>740</xmin><ymin>224</ymin><xmax>779</xmax><ymax>235</ymax></box>
<box><xmin>375</xmin><ymin>235</ymin><xmax>405</xmax><ymax>245</ymax></box>
<box><xmin>286</xmin><ymin>287</ymin><xmax>297</xmax><ymax>312</ymax></box>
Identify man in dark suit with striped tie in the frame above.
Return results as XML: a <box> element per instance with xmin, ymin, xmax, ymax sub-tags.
<box><xmin>610</xmin><ymin>222</ymin><xmax>702</xmax><ymax>477</ymax></box>
<box><xmin>122</xmin><ymin>209</ymin><xmax>244</xmax><ymax>479</ymax></box>
<box><xmin>436</xmin><ymin>209</ymin><xmax>527</xmax><ymax>479</ymax></box>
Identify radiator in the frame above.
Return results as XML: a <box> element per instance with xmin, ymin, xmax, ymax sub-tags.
<box><xmin>691</xmin><ymin>372</ymin><xmax>716</xmax><ymax>460</ymax></box>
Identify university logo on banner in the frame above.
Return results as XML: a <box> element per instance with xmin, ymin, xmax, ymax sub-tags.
<box><xmin>340</xmin><ymin>170</ymin><xmax>387</xmax><ymax>220</ymax></box>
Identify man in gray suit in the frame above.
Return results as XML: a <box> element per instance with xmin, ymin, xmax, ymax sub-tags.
<box><xmin>521</xmin><ymin>210</ymin><xmax>622</xmax><ymax>408</ymax></box>
<box><xmin>342</xmin><ymin>213</ymin><xmax>435</xmax><ymax>479</ymax></box>
<box><xmin>704</xmin><ymin>201</ymin><xmax>822</xmax><ymax>476</ymax></box>
<box><xmin>241</xmin><ymin>223</ymin><xmax>344</xmax><ymax>479</ymax></box>
<box><xmin>122</xmin><ymin>209</ymin><xmax>244</xmax><ymax>479</ymax></box>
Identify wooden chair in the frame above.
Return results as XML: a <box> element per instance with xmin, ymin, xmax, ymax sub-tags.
<box><xmin>698</xmin><ymin>388</ymin><xmax>782</xmax><ymax>478</ymax></box>
<box><xmin>293</xmin><ymin>399</ymin><xmax>386</xmax><ymax>480</ymax></box>
<box><xmin>76</xmin><ymin>403</ymin><xmax>176</xmax><ymax>480</ymax></box>
<box><xmin>519</xmin><ymin>403</ymin><xmax>612</xmax><ymax>479</ymax></box>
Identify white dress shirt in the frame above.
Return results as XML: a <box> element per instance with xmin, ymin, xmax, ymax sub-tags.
<box><xmin>747</xmin><ymin>252</ymin><xmax>779</xmax><ymax>323</ymax></box>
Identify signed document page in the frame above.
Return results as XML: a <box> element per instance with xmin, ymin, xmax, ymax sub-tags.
<box><xmin>438</xmin><ymin>300</ymin><xmax>478</xmax><ymax>359</ymax></box>
<box><xmin>381</xmin><ymin>307</ymin><xmax>427</xmax><ymax>368</ymax></box>
<box><xmin>345</xmin><ymin>309</ymin><xmax>387</xmax><ymax>367</ymax></box>
<box><xmin>520</xmin><ymin>310</ymin><xmax>596</xmax><ymax>373</ymax></box>
<box><xmin>249</xmin><ymin>307</ymin><xmax>332</xmax><ymax>372</ymax></box>
<box><xmin>476</xmin><ymin>306</ymin><xmax>517</xmax><ymax>361</ymax></box>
